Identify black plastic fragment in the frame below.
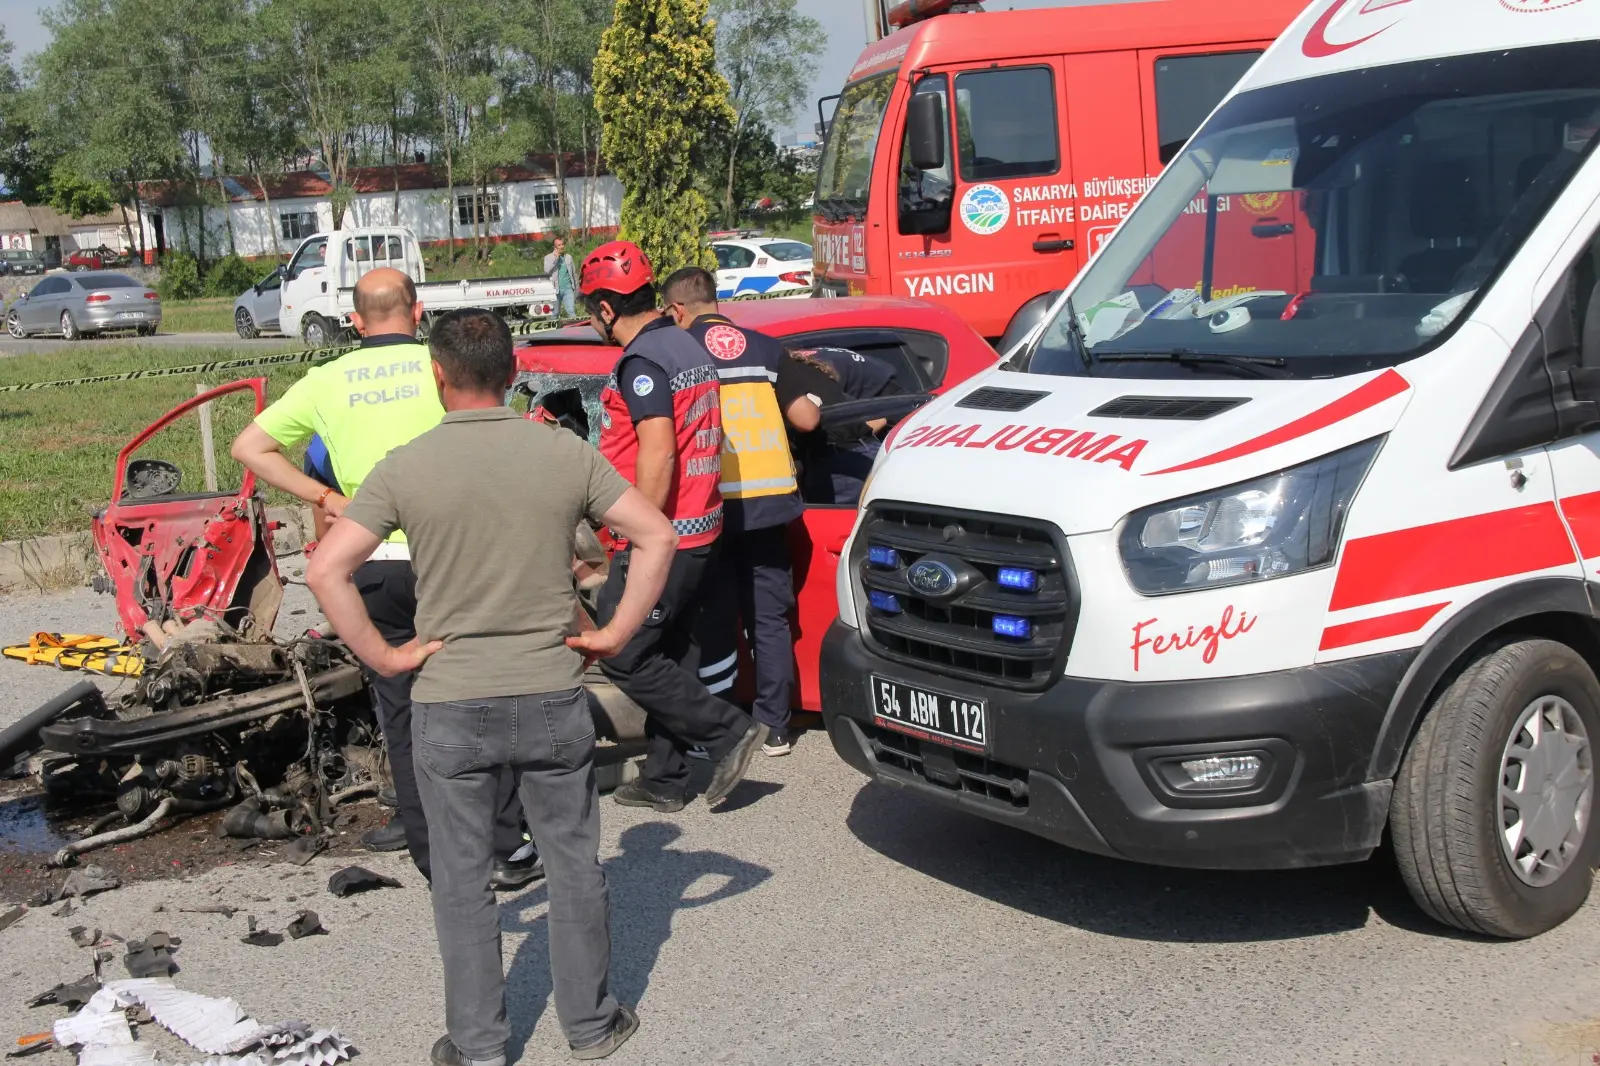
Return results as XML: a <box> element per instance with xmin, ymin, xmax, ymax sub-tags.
<box><xmin>285</xmin><ymin>910</ymin><xmax>325</xmax><ymax>939</ymax></box>
<box><xmin>327</xmin><ymin>866</ymin><xmax>401</xmax><ymax>897</ymax></box>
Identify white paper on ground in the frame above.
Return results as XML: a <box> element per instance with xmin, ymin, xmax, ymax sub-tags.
<box><xmin>50</xmin><ymin>977</ymin><xmax>353</xmax><ymax>1066</ymax></box>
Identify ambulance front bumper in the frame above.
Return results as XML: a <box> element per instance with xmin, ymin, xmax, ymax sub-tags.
<box><xmin>819</xmin><ymin>622</ymin><xmax>1413</xmax><ymax>870</ymax></box>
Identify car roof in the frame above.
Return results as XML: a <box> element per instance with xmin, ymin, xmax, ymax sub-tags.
<box><xmin>714</xmin><ymin>236</ymin><xmax>810</xmax><ymax>250</ymax></box>
<box><xmin>514</xmin><ymin>296</ymin><xmax>971</xmax><ymax>374</ymax></box>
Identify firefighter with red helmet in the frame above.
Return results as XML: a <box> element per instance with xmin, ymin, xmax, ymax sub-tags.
<box><xmin>580</xmin><ymin>240</ymin><xmax>768</xmax><ymax>810</ymax></box>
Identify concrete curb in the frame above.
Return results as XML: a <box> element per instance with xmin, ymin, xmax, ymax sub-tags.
<box><xmin>0</xmin><ymin>505</ymin><xmax>313</xmax><ymax>595</ymax></box>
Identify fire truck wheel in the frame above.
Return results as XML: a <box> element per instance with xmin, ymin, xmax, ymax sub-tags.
<box><xmin>1391</xmin><ymin>637</ymin><xmax>1599</xmax><ymax>938</ymax></box>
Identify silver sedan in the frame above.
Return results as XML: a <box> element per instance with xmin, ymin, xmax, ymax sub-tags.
<box><xmin>4</xmin><ymin>271</ymin><xmax>162</xmax><ymax>340</ymax></box>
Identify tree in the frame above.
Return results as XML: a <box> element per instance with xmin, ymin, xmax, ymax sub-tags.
<box><xmin>709</xmin><ymin>0</ymin><xmax>823</xmax><ymax>227</ymax></box>
<box><xmin>594</xmin><ymin>0</ymin><xmax>733</xmax><ymax>274</ymax></box>
<box><xmin>0</xmin><ymin>26</ymin><xmax>51</xmax><ymax>203</ymax></box>
<box><xmin>26</xmin><ymin>0</ymin><xmax>189</xmax><ymax>255</ymax></box>
<box><xmin>259</xmin><ymin>0</ymin><xmax>389</xmax><ymax>229</ymax></box>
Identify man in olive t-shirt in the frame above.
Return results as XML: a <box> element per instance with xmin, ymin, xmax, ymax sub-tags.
<box><xmin>231</xmin><ymin>268</ymin><xmax>532</xmax><ymax>885</ymax></box>
<box><xmin>307</xmin><ymin>310</ymin><xmax>678</xmax><ymax>1065</ymax></box>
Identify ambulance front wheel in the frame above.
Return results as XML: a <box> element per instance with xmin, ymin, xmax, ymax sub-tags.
<box><xmin>1391</xmin><ymin>638</ymin><xmax>1599</xmax><ymax>938</ymax></box>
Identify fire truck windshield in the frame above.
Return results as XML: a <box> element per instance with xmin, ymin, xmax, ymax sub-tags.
<box><xmin>1023</xmin><ymin>40</ymin><xmax>1600</xmax><ymax>380</ymax></box>
<box><xmin>816</xmin><ymin>73</ymin><xmax>895</xmax><ymax>221</ymax></box>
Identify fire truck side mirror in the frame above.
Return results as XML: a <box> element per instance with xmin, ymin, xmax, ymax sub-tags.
<box><xmin>908</xmin><ymin>93</ymin><xmax>947</xmax><ymax>173</ymax></box>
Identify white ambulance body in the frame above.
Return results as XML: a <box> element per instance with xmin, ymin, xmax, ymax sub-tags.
<box><xmin>820</xmin><ymin>0</ymin><xmax>1600</xmax><ymax>937</ymax></box>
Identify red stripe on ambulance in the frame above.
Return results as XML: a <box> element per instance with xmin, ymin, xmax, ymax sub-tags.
<box><xmin>1329</xmin><ymin>501</ymin><xmax>1574</xmax><ymax>612</ymax></box>
<box><xmin>1319</xmin><ymin>602</ymin><xmax>1450</xmax><ymax>651</ymax></box>
<box><xmin>1558</xmin><ymin>490</ymin><xmax>1600</xmax><ymax>559</ymax></box>
<box><xmin>1146</xmin><ymin>369</ymin><xmax>1410</xmax><ymax>476</ymax></box>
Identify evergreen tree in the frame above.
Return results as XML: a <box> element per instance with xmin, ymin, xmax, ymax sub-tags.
<box><xmin>594</xmin><ymin>0</ymin><xmax>733</xmax><ymax>274</ymax></box>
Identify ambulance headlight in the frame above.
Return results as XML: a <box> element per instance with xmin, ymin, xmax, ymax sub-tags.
<box><xmin>1119</xmin><ymin>438</ymin><xmax>1381</xmax><ymax>595</ymax></box>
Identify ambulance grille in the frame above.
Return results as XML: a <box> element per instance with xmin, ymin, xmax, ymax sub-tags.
<box><xmin>1089</xmin><ymin>395</ymin><xmax>1249</xmax><ymax>420</ymax></box>
<box><xmin>955</xmin><ymin>387</ymin><xmax>1049</xmax><ymax>412</ymax></box>
<box><xmin>855</xmin><ymin>504</ymin><xmax>1076</xmax><ymax>691</ymax></box>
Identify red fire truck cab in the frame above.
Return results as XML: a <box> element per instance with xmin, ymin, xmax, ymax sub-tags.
<box><xmin>814</xmin><ymin>0</ymin><xmax>1308</xmax><ymax>344</ymax></box>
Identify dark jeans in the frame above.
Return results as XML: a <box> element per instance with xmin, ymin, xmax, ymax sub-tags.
<box><xmin>413</xmin><ymin>689</ymin><xmax>618</xmax><ymax>1060</ymax></box>
<box><xmin>356</xmin><ymin>560</ymin><xmax>527</xmax><ymax>880</ymax></box>
<box><xmin>696</xmin><ymin>525</ymin><xmax>796</xmax><ymax>730</ymax></box>
<box><xmin>596</xmin><ymin>545</ymin><xmax>750</xmax><ymax>794</ymax></box>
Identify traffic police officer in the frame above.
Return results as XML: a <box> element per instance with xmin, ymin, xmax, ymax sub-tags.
<box><xmin>231</xmin><ymin>267</ymin><xmax>538</xmax><ymax>888</ymax></box>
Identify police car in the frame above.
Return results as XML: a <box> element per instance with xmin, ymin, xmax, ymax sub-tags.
<box><xmin>710</xmin><ymin>235</ymin><xmax>814</xmax><ymax>300</ymax></box>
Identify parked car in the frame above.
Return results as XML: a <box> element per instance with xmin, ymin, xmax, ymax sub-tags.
<box><xmin>0</xmin><ymin>248</ymin><xmax>47</xmax><ymax>276</ymax></box>
<box><xmin>710</xmin><ymin>236</ymin><xmax>814</xmax><ymax>299</ymax></box>
<box><xmin>4</xmin><ymin>271</ymin><xmax>161</xmax><ymax>340</ymax></box>
<box><xmin>66</xmin><ymin>245</ymin><xmax>130</xmax><ymax>271</ymax></box>
<box><xmin>233</xmin><ymin>267</ymin><xmax>283</xmax><ymax>338</ymax></box>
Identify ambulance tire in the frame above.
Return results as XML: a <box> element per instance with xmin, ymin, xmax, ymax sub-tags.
<box><xmin>1391</xmin><ymin>638</ymin><xmax>1599</xmax><ymax>938</ymax></box>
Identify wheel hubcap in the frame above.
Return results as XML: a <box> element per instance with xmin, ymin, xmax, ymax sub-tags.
<box><xmin>1500</xmin><ymin>695</ymin><xmax>1593</xmax><ymax>887</ymax></box>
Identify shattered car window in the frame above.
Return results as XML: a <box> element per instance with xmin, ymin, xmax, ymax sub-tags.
<box><xmin>508</xmin><ymin>372</ymin><xmax>607</xmax><ymax>447</ymax></box>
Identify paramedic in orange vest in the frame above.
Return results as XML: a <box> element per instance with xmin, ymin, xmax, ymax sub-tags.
<box><xmin>581</xmin><ymin>241</ymin><xmax>767</xmax><ymax>811</ymax></box>
<box><xmin>660</xmin><ymin>266</ymin><xmax>818</xmax><ymax>757</ymax></box>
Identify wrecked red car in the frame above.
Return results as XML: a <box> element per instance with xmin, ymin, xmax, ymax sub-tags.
<box><xmin>510</xmin><ymin>295</ymin><xmax>997</xmax><ymax>711</ymax></box>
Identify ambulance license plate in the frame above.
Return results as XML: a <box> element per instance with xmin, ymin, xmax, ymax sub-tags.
<box><xmin>870</xmin><ymin>676</ymin><xmax>986</xmax><ymax>753</ymax></box>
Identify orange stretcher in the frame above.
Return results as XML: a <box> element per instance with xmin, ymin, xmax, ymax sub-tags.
<box><xmin>1</xmin><ymin>632</ymin><xmax>144</xmax><ymax>677</ymax></box>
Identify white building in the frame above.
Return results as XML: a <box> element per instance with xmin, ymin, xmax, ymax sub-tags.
<box><xmin>137</xmin><ymin>157</ymin><xmax>622</xmax><ymax>260</ymax></box>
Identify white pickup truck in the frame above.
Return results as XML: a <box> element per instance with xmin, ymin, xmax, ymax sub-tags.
<box><xmin>275</xmin><ymin>226</ymin><xmax>560</xmax><ymax>346</ymax></box>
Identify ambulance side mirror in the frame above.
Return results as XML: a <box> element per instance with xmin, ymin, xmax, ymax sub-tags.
<box><xmin>908</xmin><ymin>94</ymin><xmax>946</xmax><ymax>173</ymax></box>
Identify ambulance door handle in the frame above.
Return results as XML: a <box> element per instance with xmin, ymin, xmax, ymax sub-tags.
<box><xmin>1032</xmin><ymin>235</ymin><xmax>1074</xmax><ymax>254</ymax></box>
<box><xmin>320</xmin><ymin>281</ymin><xmax>327</xmax><ymax>293</ymax></box>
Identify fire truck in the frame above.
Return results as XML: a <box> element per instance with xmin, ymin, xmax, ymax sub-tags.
<box><xmin>815</xmin><ymin>0</ymin><xmax>1309</xmax><ymax>344</ymax></box>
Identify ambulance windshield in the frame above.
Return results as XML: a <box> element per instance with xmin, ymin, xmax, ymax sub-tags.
<box><xmin>1026</xmin><ymin>40</ymin><xmax>1600</xmax><ymax>380</ymax></box>
<box><xmin>816</xmin><ymin>73</ymin><xmax>895</xmax><ymax>222</ymax></box>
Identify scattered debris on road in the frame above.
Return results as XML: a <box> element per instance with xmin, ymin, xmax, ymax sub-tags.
<box><xmin>122</xmin><ymin>932</ymin><xmax>179</xmax><ymax>979</ymax></box>
<box><xmin>0</xmin><ymin>904</ymin><xmax>24</xmax><ymax>933</ymax></box>
<box><xmin>285</xmin><ymin>910</ymin><xmax>324</xmax><ymax>939</ymax></box>
<box><xmin>48</xmin><ymin>977</ymin><xmax>354</xmax><ymax>1065</ymax></box>
<box><xmin>325</xmin><ymin>866</ymin><xmax>400</xmax><ymax>898</ymax></box>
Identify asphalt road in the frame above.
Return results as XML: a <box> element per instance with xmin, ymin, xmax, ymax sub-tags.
<box><xmin>0</xmin><ymin>331</ymin><xmax>293</xmax><ymax>356</ymax></box>
<box><xmin>2</xmin><ymin>579</ymin><xmax>1599</xmax><ymax>1065</ymax></box>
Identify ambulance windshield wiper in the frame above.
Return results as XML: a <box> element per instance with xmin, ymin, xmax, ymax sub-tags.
<box><xmin>1095</xmin><ymin>348</ymin><xmax>1289</xmax><ymax>379</ymax></box>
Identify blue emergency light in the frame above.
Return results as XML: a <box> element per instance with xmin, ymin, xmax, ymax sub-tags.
<box><xmin>997</xmin><ymin>567</ymin><xmax>1040</xmax><ymax>592</ymax></box>
<box><xmin>992</xmin><ymin>614</ymin><xmax>1032</xmax><ymax>640</ymax></box>
<box><xmin>869</xmin><ymin>590</ymin><xmax>903</xmax><ymax>614</ymax></box>
<box><xmin>867</xmin><ymin>545</ymin><xmax>900</xmax><ymax>569</ymax></box>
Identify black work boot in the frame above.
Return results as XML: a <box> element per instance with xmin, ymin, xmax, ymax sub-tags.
<box><xmin>491</xmin><ymin>853</ymin><xmax>545</xmax><ymax>891</ymax></box>
<box><xmin>704</xmin><ymin>722</ymin><xmax>769</xmax><ymax>805</ymax></box>
<box><xmin>360</xmin><ymin>816</ymin><xmax>407</xmax><ymax>852</ymax></box>
<box><xmin>570</xmin><ymin>1005</ymin><xmax>639</xmax><ymax>1061</ymax></box>
<box><xmin>611</xmin><ymin>779</ymin><xmax>686</xmax><ymax>813</ymax></box>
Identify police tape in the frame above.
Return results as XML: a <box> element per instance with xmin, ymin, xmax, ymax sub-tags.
<box><xmin>0</xmin><ymin>289</ymin><xmax>807</xmax><ymax>393</ymax></box>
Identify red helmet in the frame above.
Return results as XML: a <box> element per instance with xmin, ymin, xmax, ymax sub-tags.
<box><xmin>579</xmin><ymin>241</ymin><xmax>654</xmax><ymax>296</ymax></box>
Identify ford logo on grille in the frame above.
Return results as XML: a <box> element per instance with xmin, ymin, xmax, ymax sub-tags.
<box><xmin>907</xmin><ymin>559</ymin><xmax>961</xmax><ymax>598</ymax></box>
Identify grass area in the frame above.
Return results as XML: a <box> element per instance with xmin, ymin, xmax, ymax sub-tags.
<box><xmin>0</xmin><ymin>343</ymin><xmax>311</xmax><ymax>541</ymax></box>
<box><xmin>160</xmin><ymin>296</ymin><xmax>239</xmax><ymax>335</ymax></box>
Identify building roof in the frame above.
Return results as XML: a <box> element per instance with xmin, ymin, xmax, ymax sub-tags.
<box><xmin>0</xmin><ymin>201</ymin><xmax>72</xmax><ymax>236</ymax></box>
<box><xmin>0</xmin><ymin>201</ymin><xmax>133</xmax><ymax>235</ymax></box>
<box><xmin>139</xmin><ymin>155</ymin><xmax>605</xmax><ymax>207</ymax></box>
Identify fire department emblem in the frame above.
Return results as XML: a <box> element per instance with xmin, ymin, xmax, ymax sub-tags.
<box><xmin>1499</xmin><ymin>0</ymin><xmax>1586</xmax><ymax>9</ymax></box>
<box><xmin>703</xmin><ymin>324</ymin><xmax>748</xmax><ymax>361</ymax></box>
<box><xmin>1241</xmin><ymin>192</ymin><xmax>1287</xmax><ymax>216</ymax></box>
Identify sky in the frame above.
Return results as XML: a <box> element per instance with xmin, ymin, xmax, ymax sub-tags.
<box><xmin>0</xmin><ymin>0</ymin><xmax>1078</xmax><ymax>141</ymax></box>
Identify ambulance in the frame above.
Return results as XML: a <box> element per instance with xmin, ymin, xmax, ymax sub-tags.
<box><xmin>820</xmin><ymin>0</ymin><xmax>1600</xmax><ymax>938</ymax></box>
